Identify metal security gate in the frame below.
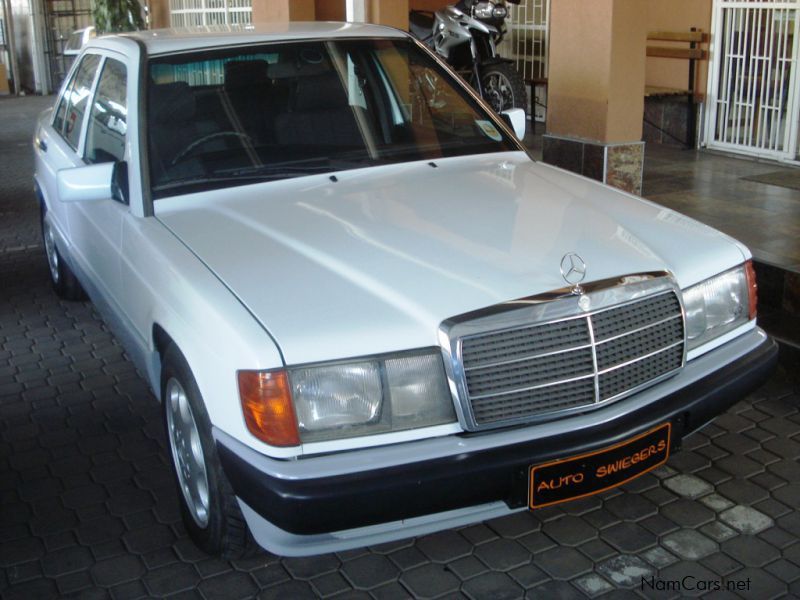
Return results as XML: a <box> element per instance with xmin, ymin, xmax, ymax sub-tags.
<box><xmin>705</xmin><ymin>0</ymin><xmax>800</xmax><ymax>160</ymax></box>
<box><xmin>169</xmin><ymin>0</ymin><xmax>252</xmax><ymax>27</ymax></box>
<box><xmin>499</xmin><ymin>0</ymin><xmax>549</xmax><ymax>121</ymax></box>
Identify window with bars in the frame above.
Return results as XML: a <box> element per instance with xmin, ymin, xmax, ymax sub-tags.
<box><xmin>169</xmin><ymin>0</ymin><xmax>252</xmax><ymax>27</ymax></box>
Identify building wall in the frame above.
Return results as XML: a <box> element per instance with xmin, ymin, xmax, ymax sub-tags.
<box><xmin>315</xmin><ymin>0</ymin><xmax>345</xmax><ymax>21</ymax></box>
<box><xmin>645</xmin><ymin>0</ymin><xmax>712</xmax><ymax>95</ymax></box>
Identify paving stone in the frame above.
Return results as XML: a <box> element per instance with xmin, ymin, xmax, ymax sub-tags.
<box><xmin>660</xmin><ymin>499</ymin><xmax>715</xmax><ymax>528</ymax></box>
<box><xmin>604</xmin><ymin>493</ymin><xmax>657</xmax><ymax>521</ymax></box>
<box><xmin>772</xmin><ymin>483</ymin><xmax>800</xmax><ymax>509</ymax></box>
<box><xmin>5</xmin><ymin>559</ymin><xmax>43</xmax><ymax>585</ymax></box>
<box><xmin>758</xmin><ymin>526</ymin><xmax>797</xmax><ymax>550</ymax></box>
<box><xmin>370</xmin><ymin>582</ymin><xmax>412</xmax><ymax>600</ymax></box>
<box><xmin>667</xmin><ymin>450</ymin><xmax>710</xmax><ymax>473</ymax></box>
<box><xmin>1</xmin><ymin>578</ymin><xmax>59</xmax><ymax>600</ymax></box>
<box><xmin>252</xmin><ymin>563</ymin><xmax>289</xmax><ymax>588</ymax></box>
<box><xmin>764</xmin><ymin>559</ymin><xmax>800</xmax><ymax>584</ymax></box>
<box><xmin>719</xmin><ymin>505</ymin><xmax>774</xmax><ymax>534</ymax></box>
<box><xmin>400</xmin><ymin>564</ymin><xmax>460</xmax><ymax>599</ymax></box>
<box><xmin>602</xmin><ymin>522</ymin><xmax>656</xmax><ymax>554</ymax></box>
<box><xmin>716</xmin><ymin>479</ymin><xmax>770</xmax><ymax>505</ymax></box>
<box><xmin>388</xmin><ymin>547</ymin><xmax>427</xmax><ymax>571</ymax></box>
<box><xmin>41</xmin><ymin>545</ymin><xmax>94</xmax><ymax>577</ymax></box>
<box><xmin>655</xmin><ymin>561</ymin><xmax>725</xmax><ymax>597</ymax></box>
<box><xmin>517</xmin><ymin>531</ymin><xmax>556</xmax><ymax>554</ymax></box>
<box><xmin>662</xmin><ymin>474</ymin><xmax>713</xmax><ymax>499</ymax></box>
<box><xmin>776</xmin><ymin>511</ymin><xmax>800</xmax><ymax>537</ymax></box>
<box><xmin>55</xmin><ymin>570</ymin><xmax>94</xmax><ymax>595</ymax></box>
<box><xmin>528</xmin><ymin>580</ymin><xmax>585</xmax><ymax>599</ymax></box>
<box><xmin>768</xmin><ymin>458</ymin><xmax>800</xmax><ymax>482</ymax></box>
<box><xmin>541</xmin><ymin>516</ymin><xmax>597</xmax><ymax>547</ymax></box>
<box><xmin>462</xmin><ymin>572</ymin><xmax>524</xmax><ymax>600</ymax></box>
<box><xmin>581</xmin><ymin>508</ymin><xmax>619</xmax><ymax>530</ymax></box>
<box><xmin>416</xmin><ymin>530</ymin><xmax>472</xmax><ymax>563</ymax></box>
<box><xmin>731</xmin><ymin>567</ymin><xmax>787</xmax><ymax>599</ymax></box>
<box><xmin>122</xmin><ymin>524</ymin><xmax>176</xmax><ymax>555</ymax></box>
<box><xmin>642</xmin><ymin>546</ymin><xmax>679</xmax><ymax>569</ymax></box>
<box><xmin>721</xmin><ymin>535</ymin><xmax>780</xmax><ymax>568</ymax></box>
<box><xmin>534</xmin><ymin>546</ymin><xmax>592</xmax><ymax>580</ymax></box>
<box><xmin>474</xmin><ymin>538</ymin><xmax>530</xmax><ymax>572</ymax></box>
<box><xmin>446</xmin><ymin>555</ymin><xmax>487</xmax><ymax>581</ymax></box>
<box><xmin>700</xmin><ymin>552</ymin><xmax>742</xmax><ymax>577</ymax></box>
<box><xmin>661</xmin><ymin>530</ymin><xmax>717</xmax><ymax>560</ymax></box>
<box><xmin>341</xmin><ymin>554</ymin><xmax>398</xmax><ymax>590</ymax></box>
<box><xmin>0</xmin><ymin>536</ymin><xmax>44</xmax><ymax>567</ymax></box>
<box><xmin>577</xmin><ymin>539</ymin><xmax>616</xmax><ymax>563</ymax></box>
<box><xmin>257</xmin><ymin>580</ymin><xmax>318</xmax><ymax>600</ymax></box>
<box><xmin>76</xmin><ymin>516</ymin><xmax>126</xmax><ymax>546</ymax></box>
<box><xmin>143</xmin><ymin>562</ymin><xmax>200</xmax><ymax>596</ymax></box>
<box><xmin>198</xmin><ymin>571</ymin><xmax>258</xmax><ymax>599</ymax></box>
<box><xmin>310</xmin><ymin>572</ymin><xmax>351</xmax><ymax>598</ymax></box>
<box><xmin>596</xmin><ymin>555</ymin><xmax>653</xmax><ymax>588</ymax></box>
<box><xmin>699</xmin><ymin>521</ymin><xmax>738</xmax><ymax>543</ymax></box>
<box><xmin>487</xmin><ymin>512</ymin><xmax>541</xmax><ymax>538</ymax></box>
<box><xmin>91</xmin><ymin>555</ymin><xmax>146</xmax><ymax>587</ymax></box>
<box><xmin>507</xmin><ymin>563</ymin><xmax>548</xmax><ymax>589</ymax></box>
<box><xmin>716</xmin><ymin>454</ymin><xmax>764</xmax><ymax>478</ymax></box>
<box><xmin>459</xmin><ymin>523</ymin><xmax>498</xmax><ymax>546</ymax></box>
<box><xmin>572</xmin><ymin>573</ymin><xmax>613</xmax><ymax>598</ymax></box>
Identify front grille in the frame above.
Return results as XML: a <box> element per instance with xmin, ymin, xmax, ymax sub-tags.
<box><xmin>460</xmin><ymin>291</ymin><xmax>684</xmax><ymax>427</ymax></box>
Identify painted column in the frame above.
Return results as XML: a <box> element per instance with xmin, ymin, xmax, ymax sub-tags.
<box><xmin>544</xmin><ymin>0</ymin><xmax>647</xmax><ymax>194</ymax></box>
<box><xmin>252</xmin><ymin>0</ymin><xmax>315</xmax><ymax>23</ymax></box>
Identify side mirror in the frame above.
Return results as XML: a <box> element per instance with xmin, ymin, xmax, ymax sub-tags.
<box><xmin>501</xmin><ymin>108</ymin><xmax>526</xmax><ymax>140</ymax></box>
<box><xmin>57</xmin><ymin>162</ymin><xmax>128</xmax><ymax>204</ymax></box>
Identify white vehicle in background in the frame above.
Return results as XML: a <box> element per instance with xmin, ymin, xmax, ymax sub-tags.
<box><xmin>33</xmin><ymin>24</ymin><xmax>777</xmax><ymax>558</ymax></box>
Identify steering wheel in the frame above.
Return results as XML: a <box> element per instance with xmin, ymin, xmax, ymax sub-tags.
<box><xmin>170</xmin><ymin>131</ymin><xmax>255</xmax><ymax>166</ymax></box>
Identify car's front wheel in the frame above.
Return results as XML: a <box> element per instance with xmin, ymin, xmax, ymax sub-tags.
<box><xmin>161</xmin><ymin>344</ymin><xmax>257</xmax><ymax>558</ymax></box>
<box><xmin>41</xmin><ymin>205</ymin><xmax>86</xmax><ymax>301</ymax></box>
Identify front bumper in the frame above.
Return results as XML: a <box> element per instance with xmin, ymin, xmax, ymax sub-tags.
<box><xmin>216</xmin><ymin>328</ymin><xmax>777</xmax><ymax>555</ymax></box>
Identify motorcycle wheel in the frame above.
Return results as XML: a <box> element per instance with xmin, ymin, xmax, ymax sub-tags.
<box><xmin>480</xmin><ymin>63</ymin><xmax>527</xmax><ymax>114</ymax></box>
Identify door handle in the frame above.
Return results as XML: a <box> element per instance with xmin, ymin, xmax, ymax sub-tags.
<box><xmin>37</xmin><ymin>139</ymin><xmax>47</xmax><ymax>152</ymax></box>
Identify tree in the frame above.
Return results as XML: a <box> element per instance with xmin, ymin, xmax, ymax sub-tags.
<box><xmin>93</xmin><ymin>0</ymin><xmax>145</xmax><ymax>34</ymax></box>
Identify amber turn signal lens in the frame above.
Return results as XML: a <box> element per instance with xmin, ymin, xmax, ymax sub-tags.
<box><xmin>745</xmin><ymin>260</ymin><xmax>758</xmax><ymax>321</ymax></box>
<box><xmin>238</xmin><ymin>370</ymin><xmax>300</xmax><ymax>447</ymax></box>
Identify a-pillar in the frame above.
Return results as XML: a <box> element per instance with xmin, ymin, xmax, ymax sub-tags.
<box><xmin>543</xmin><ymin>0</ymin><xmax>647</xmax><ymax>194</ymax></box>
<box><xmin>252</xmin><ymin>0</ymin><xmax>316</xmax><ymax>23</ymax></box>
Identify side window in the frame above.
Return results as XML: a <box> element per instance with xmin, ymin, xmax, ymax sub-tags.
<box><xmin>60</xmin><ymin>54</ymin><xmax>101</xmax><ymax>149</ymax></box>
<box><xmin>85</xmin><ymin>59</ymin><xmax>128</xmax><ymax>164</ymax></box>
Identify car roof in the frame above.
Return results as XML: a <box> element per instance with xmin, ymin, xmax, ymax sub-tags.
<box><xmin>86</xmin><ymin>22</ymin><xmax>408</xmax><ymax>56</ymax></box>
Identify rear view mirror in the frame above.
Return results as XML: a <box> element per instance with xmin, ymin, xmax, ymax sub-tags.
<box><xmin>501</xmin><ymin>108</ymin><xmax>526</xmax><ymax>140</ymax></box>
<box><xmin>57</xmin><ymin>162</ymin><xmax>128</xmax><ymax>204</ymax></box>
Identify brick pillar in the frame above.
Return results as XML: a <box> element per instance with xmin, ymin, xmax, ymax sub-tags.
<box><xmin>543</xmin><ymin>0</ymin><xmax>647</xmax><ymax>194</ymax></box>
<box><xmin>252</xmin><ymin>0</ymin><xmax>316</xmax><ymax>23</ymax></box>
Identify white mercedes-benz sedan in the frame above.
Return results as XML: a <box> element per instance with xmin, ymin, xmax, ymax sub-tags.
<box><xmin>34</xmin><ymin>23</ymin><xmax>777</xmax><ymax>557</ymax></box>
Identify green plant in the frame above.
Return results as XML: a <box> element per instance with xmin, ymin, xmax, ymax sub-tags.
<box><xmin>92</xmin><ymin>0</ymin><xmax>145</xmax><ymax>34</ymax></box>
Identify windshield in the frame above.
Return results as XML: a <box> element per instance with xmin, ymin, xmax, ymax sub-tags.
<box><xmin>146</xmin><ymin>38</ymin><xmax>516</xmax><ymax>198</ymax></box>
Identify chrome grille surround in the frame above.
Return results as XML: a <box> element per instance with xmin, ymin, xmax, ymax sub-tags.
<box><xmin>438</xmin><ymin>273</ymin><xmax>686</xmax><ymax>432</ymax></box>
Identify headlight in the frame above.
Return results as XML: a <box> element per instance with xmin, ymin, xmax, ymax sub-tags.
<box><xmin>492</xmin><ymin>5</ymin><xmax>508</xmax><ymax>18</ymax></box>
<box><xmin>682</xmin><ymin>262</ymin><xmax>757</xmax><ymax>351</ymax></box>
<box><xmin>239</xmin><ymin>349</ymin><xmax>456</xmax><ymax>445</ymax></box>
<box><xmin>474</xmin><ymin>2</ymin><xmax>496</xmax><ymax>19</ymax></box>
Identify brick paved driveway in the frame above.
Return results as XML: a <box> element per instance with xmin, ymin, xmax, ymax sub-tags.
<box><xmin>1</xmin><ymin>95</ymin><xmax>799</xmax><ymax>599</ymax></box>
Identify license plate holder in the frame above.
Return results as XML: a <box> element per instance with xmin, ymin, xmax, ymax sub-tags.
<box><xmin>529</xmin><ymin>423</ymin><xmax>671</xmax><ymax>509</ymax></box>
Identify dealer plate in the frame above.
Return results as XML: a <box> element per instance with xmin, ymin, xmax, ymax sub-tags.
<box><xmin>529</xmin><ymin>423</ymin><xmax>671</xmax><ymax>509</ymax></box>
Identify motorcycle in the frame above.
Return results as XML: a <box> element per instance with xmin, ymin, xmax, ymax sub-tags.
<box><xmin>409</xmin><ymin>0</ymin><xmax>527</xmax><ymax>115</ymax></box>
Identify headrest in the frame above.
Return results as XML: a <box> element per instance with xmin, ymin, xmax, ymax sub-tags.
<box><xmin>294</xmin><ymin>73</ymin><xmax>348</xmax><ymax>111</ymax></box>
<box><xmin>224</xmin><ymin>60</ymin><xmax>270</xmax><ymax>90</ymax></box>
<box><xmin>148</xmin><ymin>81</ymin><xmax>196</xmax><ymax>123</ymax></box>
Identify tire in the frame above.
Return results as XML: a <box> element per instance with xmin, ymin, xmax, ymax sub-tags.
<box><xmin>480</xmin><ymin>62</ymin><xmax>527</xmax><ymax>115</ymax></box>
<box><xmin>40</xmin><ymin>204</ymin><xmax>86</xmax><ymax>301</ymax></box>
<box><xmin>161</xmin><ymin>344</ymin><xmax>257</xmax><ymax>558</ymax></box>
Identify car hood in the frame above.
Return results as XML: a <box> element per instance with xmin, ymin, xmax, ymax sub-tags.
<box><xmin>156</xmin><ymin>152</ymin><xmax>748</xmax><ymax>365</ymax></box>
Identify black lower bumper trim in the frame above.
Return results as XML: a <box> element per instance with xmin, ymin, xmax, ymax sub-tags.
<box><xmin>217</xmin><ymin>336</ymin><xmax>778</xmax><ymax>535</ymax></box>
